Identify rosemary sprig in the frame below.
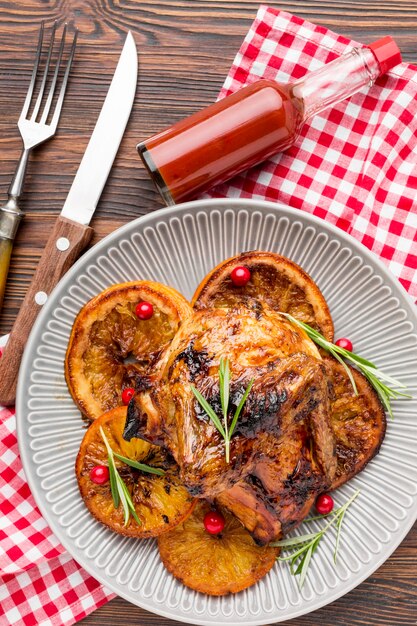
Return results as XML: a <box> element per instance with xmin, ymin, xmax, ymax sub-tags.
<box><xmin>99</xmin><ymin>428</ymin><xmax>165</xmax><ymax>525</ymax></box>
<box><xmin>191</xmin><ymin>357</ymin><xmax>254</xmax><ymax>463</ymax></box>
<box><xmin>100</xmin><ymin>426</ymin><xmax>140</xmax><ymax>526</ymax></box>
<box><xmin>272</xmin><ymin>489</ymin><xmax>360</xmax><ymax>588</ymax></box>
<box><xmin>219</xmin><ymin>357</ymin><xmax>231</xmax><ymax>462</ymax></box>
<box><xmin>280</xmin><ymin>313</ymin><xmax>410</xmax><ymax>418</ymax></box>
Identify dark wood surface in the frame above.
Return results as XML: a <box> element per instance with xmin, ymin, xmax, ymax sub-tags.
<box><xmin>0</xmin><ymin>1</ymin><xmax>416</xmax><ymax>625</ymax></box>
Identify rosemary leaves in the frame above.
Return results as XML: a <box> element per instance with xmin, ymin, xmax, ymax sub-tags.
<box><xmin>281</xmin><ymin>313</ymin><xmax>410</xmax><ymax>418</ymax></box>
<box><xmin>99</xmin><ymin>426</ymin><xmax>165</xmax><ymax>526</ymax></box>
<box><xmin>191</xmin><ymin>357</ymin><xmax>254</xmax><ymax>462</ymax></box>
<box><xmin>272</xmin><ymin>489</ymin><xmax>360</xmax><ymax>588</ymax></box>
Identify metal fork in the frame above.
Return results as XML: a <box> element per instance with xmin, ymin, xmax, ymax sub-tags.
<box><xmin>0</xmin><ymin>22</ymin><xmax>77</xmax><ymax>311</ymax></box>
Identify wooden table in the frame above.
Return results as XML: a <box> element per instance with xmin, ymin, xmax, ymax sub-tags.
<box><xmin>0</xmin><ymin>1</ymin><xmax>416</xmax><ymax>624</ymax></box>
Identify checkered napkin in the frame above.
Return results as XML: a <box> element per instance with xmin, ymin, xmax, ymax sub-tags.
<box><xmin>0</xmin><ymin>364</ymin><xmax>115</xmax><ymax>626</ymax></box>
<box><xmin>1</xmin><ymin>6</ymin><xmax>417</xmax><ymax>626</ymax></box>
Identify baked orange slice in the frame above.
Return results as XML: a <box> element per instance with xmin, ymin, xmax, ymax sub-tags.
<box><xmin>192</xmin><ymin>251</ymin><xmax>334</xmax><ymax>341</ymax></box>
<box><xmin>157</xmin><ymin>500</ymin><xmax>279</xmax><ymax>595</ymax></box>
<box><xmin>76</xmin><ymin>407</ymin><xmax>195</xmax><ymax>537</ymax></box>
<box><xmin>324</xmin><ymin>356</ymin><xmax>386</xmax><ymax>489</ymax></box>
<box><xmin>66</xmin><ymin>280</ymin><xmax>193</xmax><ymax>419</ymax></box>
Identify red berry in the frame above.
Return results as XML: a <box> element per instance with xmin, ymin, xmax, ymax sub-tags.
<box><xmin>121</xmin><ymin>387</ymin><xmax>135</xmax><ymax>405</ymax></box>
<box><xmin>315</xmin><ymin>493</ymin><xmax>334</xmax><ymax>515</ymax></box>
<box><xmin>135</xmin><ymin>301</ymin><xmax>154</xmax><ymax>320</ymax></box>
<box><xmin>203</xmin><ymin>509</ymin><xmax>225</xmax><ymax>535</ymax></box>
<box><xmin>90</xmin><ymin>465</ymin><xmax>109</xmax><ymax>484</ymax></box>
<box><xmin>335</xmin><ymin>337</ymin><xmax>353</xmax><ymax>351</ymax></box>
<box><xmin>230</xmin><ymin>266</ymin><xmax>251</xmax><ymax>286</ymax></box>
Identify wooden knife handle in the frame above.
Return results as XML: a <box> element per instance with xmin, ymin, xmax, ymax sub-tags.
<box><xmin>0</xmin><ymin>216</ymin><xmax>93</xmax><ymax>406</ymax></box>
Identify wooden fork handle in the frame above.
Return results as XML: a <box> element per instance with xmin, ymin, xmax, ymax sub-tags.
<box><xmin>0</xmin><ymin>215</ymin><xmax>93</xmax><ymax>406</ymax></box>
<box><xmin>0</xmin><ymin>202</ymin><xmax>25</xmax><ymax>315</ymax></box>
<box><xmin>0</xmin><ymin>236</ymin><xmax>13</xmax><ymax>313</ymax></box>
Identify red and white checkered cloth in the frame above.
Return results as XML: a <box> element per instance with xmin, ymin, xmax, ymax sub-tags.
<box><xmin>1</xmin><ymin>6</ymin><xmax>416</xmax><ymax>626</ymax></box>
<box><xmin>0</xmin><ymin>382</ymin><xmax>115</xmax><ymax>626</ymax></box>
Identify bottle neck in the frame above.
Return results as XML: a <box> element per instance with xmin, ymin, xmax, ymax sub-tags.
<box><xmin>291</xmin><ymin>47</ymin><xmax>381</xmax><ymax>122</ymax></box>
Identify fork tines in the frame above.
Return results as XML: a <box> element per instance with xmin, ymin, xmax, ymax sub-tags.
<box><xmin>20</xmin><ymin>21</ymin><xmax>78</xmax><ymax>130</ymax></box>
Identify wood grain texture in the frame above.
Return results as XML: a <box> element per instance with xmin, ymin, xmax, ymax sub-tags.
<box><xmin>0</xmin><ymin>0</ymin><xmax>415</xmax><ymax>624</ymax></box>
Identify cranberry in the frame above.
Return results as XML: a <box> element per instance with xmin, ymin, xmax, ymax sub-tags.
<box><xmin>315</xmin><ymin>493</ymin><xmax>334</xmax><ymax>515</ymax></box>
<box><xmin>230</xmin><ymin>266</ymin><xmax>251</xmax><ymax>287</ymax></box>
<box><xmin>203</xmin><ymin>509</ymin><xmax>225</xmax><ymax>535</ymax></box>
<box><xmin>135</xmin><ymin>301</ymin><xmax>154</xmax><ymax>320</ymax></box>
<box><xmin>90</xmin><ymin>465</ymin><xmax>109</xmax><ymax>484</ymax></box>
<box><xmin>335</xmin><ymin>337</ymin><xmax>353</xmax><ymax>352</ymax></box>
<box><xmin>121</xmin><ymin>387</ymin><xmax>135</xmax><ymax>405</ymax></box>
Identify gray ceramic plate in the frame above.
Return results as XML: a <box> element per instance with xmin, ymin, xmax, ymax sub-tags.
<box><xmin>17</xmin><ymin>199</ymin><xmax>417</xmax><ymax>625</ymax></box>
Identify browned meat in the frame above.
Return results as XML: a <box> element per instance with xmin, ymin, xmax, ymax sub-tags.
<box><xmin>125</xmin><ymin>303</ymin><xmax>336</xmax><ymax>545</ymax></box>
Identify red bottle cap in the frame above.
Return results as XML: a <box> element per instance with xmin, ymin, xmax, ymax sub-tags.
<box><xmin>368</xmin><ymin>36</ymin><xmax>402</xmax><ymax>74</ymax></box>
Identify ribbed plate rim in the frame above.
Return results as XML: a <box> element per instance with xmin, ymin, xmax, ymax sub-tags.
<box><xmin>16</xmin><ymin>198</ymin><xmax>417</xmax><ymax>625</ymax></box>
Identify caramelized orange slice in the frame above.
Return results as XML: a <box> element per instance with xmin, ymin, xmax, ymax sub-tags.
<box><xmin>76</xmin><ymin>407</ymin><xmax>195</xmax><ymax>537</ymax></box>
<box><xmin>324</xmin><ymin>356</ymin><xmax>386</xmax><ymax>489</ymax></box>
<box><xmin>66</xmin><ymin>280</ymin><xmax>193</xmax><ymax>419</ymax></box>
<box><xmin>192</xmin><ymin>251</ymin><xmax>334</xmax><ymax>341</ymax></box>
<box><xmin>157</xmin><ymin>500</ymin><xmax>279</xmax><ymax>595</ymax></box>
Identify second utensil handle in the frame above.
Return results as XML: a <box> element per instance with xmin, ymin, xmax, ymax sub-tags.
<box><xmin>0</xmin><ymin>215</ymin><xmax>93</xmax><ymax>406</ymax></box>
<box><xmin>0</xmin><ymin>203</ymin><xmax>25</xmax><ymax>315</ymax></box>
<box><xmin>0</xmin><ymin>237</ymin><xmax>13</xmax><ymax>311</ymax></box>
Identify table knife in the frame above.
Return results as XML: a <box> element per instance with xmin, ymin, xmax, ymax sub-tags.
<box><xmin>0</xmin><ymin>31</ymin><xmax>138</xmax><ymax>406</ymax></box>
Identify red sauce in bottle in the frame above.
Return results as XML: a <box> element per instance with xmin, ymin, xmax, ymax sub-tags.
<box><xmin>137</xmin><ymin>38</ymin><xmax>401</xmax><ymax>205</ymax></box>
<box><xmin>138</xmin><ymin>81</ymin><xmax>302</xmax><ymax>204</ymax></box>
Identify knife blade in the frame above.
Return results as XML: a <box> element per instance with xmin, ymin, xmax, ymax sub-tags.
<box><xmin>0</xmin><ymin>32</ymin><xmax>138</xmax><ymax>406</ymax></box>
<box><xmin>61</xmin><ymin>31</ymin><xmax>137</xmax><ymax>225</ymax></box>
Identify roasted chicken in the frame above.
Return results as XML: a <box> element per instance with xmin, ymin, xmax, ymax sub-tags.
<box><xmin>125</xmin><ymin>302</ymin><xmax>337</xmax><ymax>545</ymax></box>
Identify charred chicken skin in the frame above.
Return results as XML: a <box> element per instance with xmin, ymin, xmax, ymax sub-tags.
<box><xmin>125</xmin><ymin>302</ymin><xmax>337</xmax><ymax>545</ymax></box>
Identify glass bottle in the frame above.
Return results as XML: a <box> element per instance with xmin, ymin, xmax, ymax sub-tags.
<box><xmin>137</xmin><ymin>37</ymin><xmax>401</xmax><ymax>206</ymax></box>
